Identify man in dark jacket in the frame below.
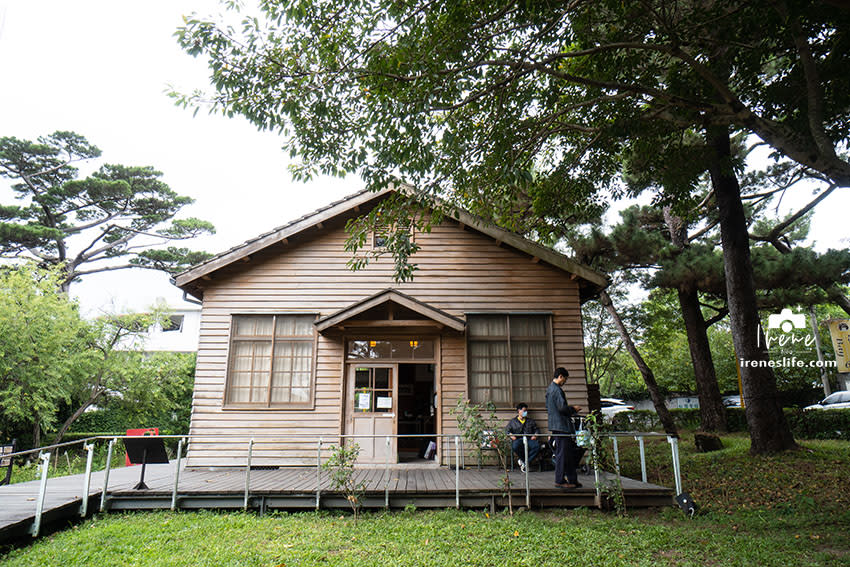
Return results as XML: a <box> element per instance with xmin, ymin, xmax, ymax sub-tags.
<box><xmin>506</xmin><ymin>402</ymin><xmax>540</xmax><ymax>472</ymax></box>
<box><xmin>546</xmin><ymin>367</ymin><xmax>581</xmax><ymax>489</ymax></box>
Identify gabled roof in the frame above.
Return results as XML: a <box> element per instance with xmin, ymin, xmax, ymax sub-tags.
<box><xmin>315</xmin><ymin>289</ymin><xmax>466</xmax><ymax>333</ymax></box>
<box><xmin>173</xmin><ymin>184</ymin><xmax>607</xmax><ymax>300</ymax></box>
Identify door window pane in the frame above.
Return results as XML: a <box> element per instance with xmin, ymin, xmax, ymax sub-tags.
<box><xmin>355</xmin><ymin>368</ymin><xmax>370</xmax><ymax>389</ymax></box>
<box><xmin>374</xmin><ymin>367</ymin><xmax>391</xmax><ymax>389</ymax></box>
<box><xmin>353</xmin><ymin>367</ymin><xmax>393</xmax><ymax>412</ymax></box>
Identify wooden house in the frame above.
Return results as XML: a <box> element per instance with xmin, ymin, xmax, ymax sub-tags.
<box><xmin>173</xmin><ymin>187</ymin><xmax>607</xmax><ymax>467</ymax></box>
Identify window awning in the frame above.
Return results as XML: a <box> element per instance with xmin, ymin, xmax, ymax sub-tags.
<box><xmin>314</xmin><ymin>289</ymin><xmax>466</xmax><ymax>333</ymax></box>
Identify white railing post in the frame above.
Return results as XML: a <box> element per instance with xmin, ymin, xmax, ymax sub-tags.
<box><xmin>171</xmin><ymin>438</ymin><xmax>185</xmax><ymax>511</ymax></box>
<box><xmin>29</xmin><ymin>452</ymin><xmax>51</xmax><ymax>537</ymax></box>
<box><xmin>523</xmin><ymin>435</ymin><xmax>530</xmax><ymax>509</ymax></box>
<box><xmin>612</xmin><ymin>436</ymin><xmax>620</xmax><ymax>475</ymax></box>
<box><xmin>667</xmin><ymin>436</ymin><xmax>682</xmax><ymax>495</ymax></box>
<box><xmin>100</xmin><ymin>438</ymin><xmax>116</xmax><ymax>512</ymax></box>
<box><xmin>454</xmin><ymin>435</ymin><xmax>460</xmax><ymax>509</ymax></box>
<box><xmin>591</xmin><ymin>436</ymin><xmax>601</xmax><ymax>504</ymax></box>
<box><xmin>244</xmin><ymin>438</ymin><xmax>254</xmax><ymax>511</ymax></box>
<box><xmin>315</xmin><ymin>438</ymin><xmax>322</xmax><ymax>511</ymax></box>
<box><xmin>79</xmin><ymin>443</ymin><xmax>95</xmax><ymax>517</ymax></box>
<box><xmin>635</xmin><ymin>435</ymin><xmax>647</xmax><ymax>483</ymax></box>
<box><xmin>384</xmin><ymin>436</ymin><xmax>391</xmax><ymax>509</ymax></box>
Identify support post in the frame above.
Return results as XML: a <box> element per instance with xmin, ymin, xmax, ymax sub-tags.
<box><xmin>384</xmin><ymin>436</ymin><xmax>391</xmax><ymax>509</ymax></box>
<box><xmin>244</xmin><ymin>438</ymin><xmax>254</xmax><ymax>511</ymax></box>
<box><xmin>29</xmin><ymin>452</ymin><xmax>51</xmax><ymax>537</ymax></box>
<box><xmin>79</xmin><ymin>443</ymin><xmax>95</xmax><ymax>517</ymax></box>
<box><xmin>100</xmin><ymin>438</ymin><xmax>115</xmax><ymax>512</ymax></box>
<box><xmin>171</xmin><ymin>438</ymin><xmax>184</xmax><ymax>511</ymax></box>
<box><xmin>612</xmin><ymin>436</ymin><xmax>620</xmax><ymax>474</ymax></box>
<box><xmin>636</xmin><ymin>436</ymin><xmax>647</xmax><ymax>483</ymax></box>
<box><xmin>315</xmin><ymin>438</ymin><xmax>322</xmax><ymax>511</ymax></box>
<box><xmin>523</xmin><ymin>436</ymin><xmax>530</xmax><ymax>509</ymax></box>
<box><xmin>668</xmin><ymin>436</ymin><xmax>683</xmax><ymax>495</ymax></box>
<box><xmin>454</xmin><ymin>436</ymin><xmax>460</xmax><ymax>509</ymax></box>
<box><xmin>591</xmin><ymin>439</ymin><xmax>601</xmax><ymax>506</ymax></box>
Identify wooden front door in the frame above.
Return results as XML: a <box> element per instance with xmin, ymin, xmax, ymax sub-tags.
<box><xmin>346</xmin><ymin>364</ymin><xmax>397</xmax><ymax>463</ymax></box>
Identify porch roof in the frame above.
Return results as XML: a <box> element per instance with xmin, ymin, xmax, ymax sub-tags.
<box><xmin>314</xmin><ymin>289</ymin><xmax>466</xmax><ymax>333</ymax></box>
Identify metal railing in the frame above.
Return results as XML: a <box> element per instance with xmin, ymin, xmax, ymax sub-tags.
<box><xmin>2</xmin><ymin>429</ymin><xmax>682</xmax><ymax>537</ymax></box>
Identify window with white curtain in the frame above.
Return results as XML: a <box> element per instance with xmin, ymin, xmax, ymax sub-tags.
<box><xmin>225</xmin><ymin>314</ymin><xmax>316</xmax><ymax>408</ymax></box>
<box><xmin>467</xmin><ymin>314</ymin><xmax>552</xmax><ymax>407</ymax></box>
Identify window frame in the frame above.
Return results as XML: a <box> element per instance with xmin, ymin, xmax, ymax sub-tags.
<box><xmin>345</xmin><ymin>337</ymin><xmax>437</xmax><ymax>362</ymax></box>
<box><xmin>465</xmin><ymin>312</ymin><xmax>554</xmax><ymax>409</ymax></box>
<box><xmin>223</xmin><ymin>313</ymin><xmax>318</xmax><ymax>410</ymax></box>
<box><xmin>162</xmin><ymin>314</ymin><xmax>184</xmax><ymax>333</ymax></box>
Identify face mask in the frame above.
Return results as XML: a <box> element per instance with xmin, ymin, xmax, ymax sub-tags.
<box><xmin>521</xmin><ymin>410</ymin><xmax>528</xmax><ymax>418</ymax></box>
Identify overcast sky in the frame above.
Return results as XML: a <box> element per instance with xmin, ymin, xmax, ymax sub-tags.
<box><xmin>0</xmin><ymin>0</ymin><xmax>359</xmax><ymax>315</ymax></box>
<box><xmin>0</xmin><ymin>1</ymin><xmax>847</xmax><ymax>317</ymax></box>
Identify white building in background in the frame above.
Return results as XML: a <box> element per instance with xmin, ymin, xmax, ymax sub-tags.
<box><xmin>116</xmin><ymin>305</ymin><xmax>202</xmax><ymax>353</ymax></box>
<box><xmin>140</xmin><ymin>307</ymin><xmax>202</xmax><ymax>352</ymax></box>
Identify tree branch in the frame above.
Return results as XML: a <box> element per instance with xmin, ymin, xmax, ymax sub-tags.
<box><xmin>773</xmin><ymin>0</ymin><xmax>835</xmax><ymax>159</ymax></box>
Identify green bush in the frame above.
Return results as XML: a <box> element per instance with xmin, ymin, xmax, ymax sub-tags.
<box><xmin>785</xmin><ymin>408</ymin><xmax>850</xmax><ymax>441</ymax></box>
<box><xmin>611</xmin><ymin>408</ymin><xmax>704</xmax><ymax>431</ymax></box>
<box><xmin>611</xmin><ymin>407</ymin><xmax>850</xmax><ymax>440</ymax></box>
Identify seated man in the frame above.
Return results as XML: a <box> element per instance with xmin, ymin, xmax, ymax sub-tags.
<box><xmin>506</xmin><ymin>402</ymin><xmax>540</xmax><ymax>472</ymax></box>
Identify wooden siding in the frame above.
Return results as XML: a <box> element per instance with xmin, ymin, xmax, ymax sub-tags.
<box><xmin>187</xmin><ymin>217</ymin><xmax>588</xmax><ymax>467</ymax></box>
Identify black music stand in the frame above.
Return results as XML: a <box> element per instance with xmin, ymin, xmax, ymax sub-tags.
<box><xmin>123</xmin><ymin>437</ymin><xmax>169</xmax><ymax>490</ymax></box>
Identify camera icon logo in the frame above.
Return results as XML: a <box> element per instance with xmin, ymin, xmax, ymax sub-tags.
<box><xmin>767</xmin><ymin>308</ymin><xmax>806</xmax><ymax>333</ymax></box>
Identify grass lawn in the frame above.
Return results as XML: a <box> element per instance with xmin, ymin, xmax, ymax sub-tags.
<box><xmin>2</xmin><ymin>434</ymin><xmax>848</xmax><ymax>566</ymax></box>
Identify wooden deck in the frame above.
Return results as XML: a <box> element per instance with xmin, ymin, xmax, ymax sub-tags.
<box><xmin>0</xmin><ymin>463</ymin><xmax>672</xmax><ymax>544</ymax></box>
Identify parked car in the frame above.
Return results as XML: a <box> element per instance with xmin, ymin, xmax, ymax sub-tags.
<box><xmin>723</xmin><ymin>395</ymin><xmax>743</xmax><ymax>408</ymax></box>
<box><xmin>600</xmin><ymin>398</ymin><xmax>635</xmax><ymax>421</ymax></box>
<box><xmin>804</xmin><ymin>391</ymin><xmax>850</xmax><ymax>411</ymax></box>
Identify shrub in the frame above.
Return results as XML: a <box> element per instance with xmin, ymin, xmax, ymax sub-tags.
<box><xmin>785</xmin><ymin>408</ymin><xmax>850</xmax><ymax>441</ymax></box>
<box><xmin>322</xmin><ymin>443</ymin><xmax>366</xmax><ymax>522</ymax></box>
<box><xmin>611</xmin><ymin>407</ymin><xmax>850</xmax><ymax>440</ymax></box>
<box><xmin>611</xmin><ymin>409</ymin><xmax>703</xmax><ymax>432</ymax></box>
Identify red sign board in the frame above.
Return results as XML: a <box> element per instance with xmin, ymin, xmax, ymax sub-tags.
<box><xmin>125</xmin><ymin>428</ymin><xmax>159</xmax><ymax>466</ymax></box>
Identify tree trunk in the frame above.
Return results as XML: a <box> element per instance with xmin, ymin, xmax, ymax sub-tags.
<box><xmin>598</xmin><ymin>290</ymin><xmax>678</xmax><ymax>435</ymax></box>
<box><xmin>663</xmin><ymin>207</ymin><xmax>728</xmax><ymax>432</ymax></box>
<box><xmin>32</xmin><ymin>420</ymin><xmax>41</xmax><ymax>449</ymax></box>
<box><xmin>677</xmin><ymin>286</ymin><xmax>728</xmax><ymax>432</ymax></box>
<box><xmin>52</xmin><ymin>391</ymin><xmax>102</xmax><ymax>446</ymax></box>
<box><xmin>706</xmin><ymin>124</ymin><xmax>797</xmax><ymax>454</ymax></box>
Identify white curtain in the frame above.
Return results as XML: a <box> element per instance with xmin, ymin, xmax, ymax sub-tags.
<box><xmin>469</xmin><ymin>340</ymin><xmax>510</xmax><ymax>405</ymax></box>
<box><xmin>468</xmin><ymin>314</ymin><xmax>550</xmax><ymax>406</ymax></box>
<box><xmin>233</xmin><ymin>315</ymin><xmax>273</xmax><ymax>338</ymax></box>
<box><xmin>276</xmin><ymin>315</ymin><xmax>314</xmax><ymax>337</ymax></box>
<box><xmin>271</xmin><ymin>340</ymin><xmax>312</xmax><ymax>403</ymax></box>
<box><xmin>468</xmin><ymin>315</ymin><xmax>507</xmax><ymax>337</ymax></box>
<box><xmin>511</xmin><ymin>340</ymin><xmax>549</xmax><ymax>405</ymax></box>
<box><xmin>228</xmin><ymin>315</ymin><xmax>313</xmax><ymax>405</ymax></box>
<box><xmin>510</xmin><ymin>315</ymin><xmax>547</xmax><ymax>337</ymax></box>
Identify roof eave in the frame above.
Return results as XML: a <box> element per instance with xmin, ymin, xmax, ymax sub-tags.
<box><xmin>173</xmin><ymin>186</ymin><xmax>394</xmax><ymax>289</ymax></box>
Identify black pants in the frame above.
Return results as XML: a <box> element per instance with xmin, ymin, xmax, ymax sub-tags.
<box><xmin>552</xmin><ymin>431</ymin><xmax>578</xmax><ymax>484</ymax></box>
